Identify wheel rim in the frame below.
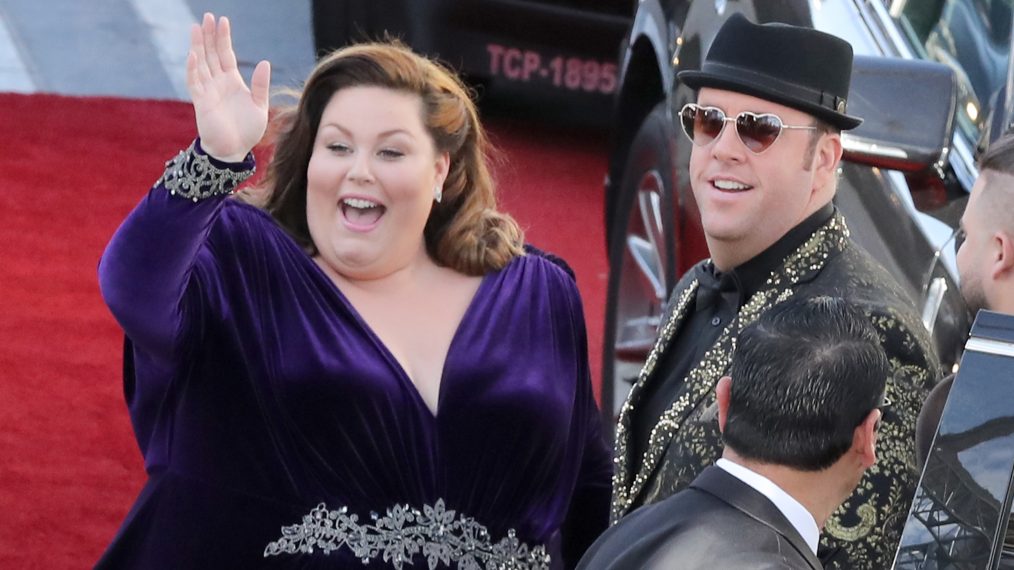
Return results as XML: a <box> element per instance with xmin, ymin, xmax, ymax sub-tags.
<box><xmin>611</xmin><ymin>169</ymin><xmax>669</xmax><ymax>401</ymax></box>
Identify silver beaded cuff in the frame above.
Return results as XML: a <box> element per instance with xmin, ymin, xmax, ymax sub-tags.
<box><xmin>158</xmin><ymin>140</ymin><xmax>255</xmax><ymax>202</ymax></box>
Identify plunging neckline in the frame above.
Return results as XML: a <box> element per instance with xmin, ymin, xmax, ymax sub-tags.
<box><xmin>308</xmin><ymin>258</ymin><xmax>493</xmax><ymax>419</ymax></box>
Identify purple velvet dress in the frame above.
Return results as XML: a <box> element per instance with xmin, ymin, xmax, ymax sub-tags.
<box><xmin>95</xmin><ymin>145</ymin><xmax>612</xmax><ymax>569</ymax></box>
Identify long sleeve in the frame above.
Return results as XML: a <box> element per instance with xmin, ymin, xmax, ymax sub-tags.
<box><xmin>557</xmin><ymin>266</ymin><xmax>613</xmax><ymax>568</ymax></box>
<box><xmin>560</xmin><ymin>380</ymin><xmax>613</xmax><ymax>568</ymax></box>
<box><xmin>97</xmin><ymin>139</ymin><xmax>256</xmax><ymax>461</ymax></box>
<box><xmin>98</xmin><ymin>139</ymin><xmax>255</xmax><ymax>361</ymax></box>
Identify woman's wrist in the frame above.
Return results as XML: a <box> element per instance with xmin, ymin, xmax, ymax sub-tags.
<box><xmin>194</xmin><ymin>137</ymin><xmax>255</xmax><ymax>167</ymax></box>
<box><xmin>197</xmin><ymin>138</ymin><xmax>254</xmax><ymax>164</ymax></box>
<box><xmin>157</xmin><ymin>138</ymin><xmax>256</xmax><ymax>202</ymax></box>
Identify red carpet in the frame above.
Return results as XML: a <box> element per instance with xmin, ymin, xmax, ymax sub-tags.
<box><xmin>0</xmin><ymin>93</ymin><xmax>608</xmax><ymax>567</ymax></box>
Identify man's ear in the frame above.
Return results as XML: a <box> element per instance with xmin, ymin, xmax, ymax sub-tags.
<box><xmin>990</xmin><ymin>230</ymin><xmax>1014</xmax><ymax>281</ymax></box>
<box><xmin>853</xmin><ymin>408</ymin><xmax>882</xmax><ymax>468</ymax></box>
<box><xmin>716</xmin><ymin>376</ymin><xmax>732</xmax><ymax>433</ymax></box>
<box><xmin>812</xmin><ymin>133</ymin><xmax>843</xmax><ymax>190</ymax></box>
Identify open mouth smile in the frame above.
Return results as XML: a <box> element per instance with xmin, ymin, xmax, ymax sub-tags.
<box><xmin>340</xmin><ymin>197</ymin><xmax>387</xmax><ymax>231</ymax></box>
<box><xmin>711</xmin><ymin>178</ymin><xmax>754</xmax><ymax>193</ymax></box>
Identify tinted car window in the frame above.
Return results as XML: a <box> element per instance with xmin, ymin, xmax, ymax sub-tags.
<box><xmin>890</xmin><ymin>0</ymin><xmax>1012</xmax><ymax>144</ymax></box>
<box><xmin>895</xmin><ymin>311</ymin><xmax>1014</xmax><ymax>568</ymax></box>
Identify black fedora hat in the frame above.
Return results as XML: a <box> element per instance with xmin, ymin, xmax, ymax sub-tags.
<box><xmin>678</xmin><ymin>13</ymin><xmax>863</xmax><ymax>130</ymax></box>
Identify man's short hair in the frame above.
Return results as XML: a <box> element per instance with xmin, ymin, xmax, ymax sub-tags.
<box><xmin>979</xmin><ymin>131</ymin><xmax>1014</xmax><ymax>175</ymax></box>
<box><xmin>723</xmin><ymin>296</ymin><xmax>889</xmax><ymax>471</ymax></box>
<box><xmin>974</xmin><ymin>132</ymin><xmax>1014</xmax><ymax>234</ymax></box>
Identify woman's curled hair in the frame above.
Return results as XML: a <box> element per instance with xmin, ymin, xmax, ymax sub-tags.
<box><xmin>258</xmin><ymin>41</ymin><xmax>524</xmax><ymax>275</ymax></box>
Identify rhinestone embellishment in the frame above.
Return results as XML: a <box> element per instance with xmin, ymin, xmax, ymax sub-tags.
<box><xmin>158</xmin><ymin>140</ymin><xmax>255</xmax><ymax>202</ymax></box>
<box><xmin>264</xmin><ymin>499</ymin><xmax>550</xmax><ymax>569</ymax></box>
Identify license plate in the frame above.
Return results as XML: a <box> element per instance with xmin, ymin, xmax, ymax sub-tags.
<box><xmin>485</xmin><ymin>43</ymin><xmax>617</xmax><ymax>95</ymax></box>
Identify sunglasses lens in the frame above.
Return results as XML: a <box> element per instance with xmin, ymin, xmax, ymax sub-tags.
<box><xmin>736</xmin><ymin>113</ymin><xmax>783</xmax><ymax>153</ymax></box>
<box><xmin>680</xmin><ymin>105</ymin><xmax>726</xmax><ymax>147</ymax></box>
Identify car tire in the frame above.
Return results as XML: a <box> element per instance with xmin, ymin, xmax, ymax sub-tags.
<box><xmin>601</xmin><ymin>102</ymin><xmax>679</xmax><ymax>430</ymax></box>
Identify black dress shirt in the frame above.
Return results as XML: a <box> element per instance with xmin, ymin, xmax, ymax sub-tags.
<box><xmin>631</xmin><ymin>203</ymin><xmax>835</xmax><ymax>461</ymax></box>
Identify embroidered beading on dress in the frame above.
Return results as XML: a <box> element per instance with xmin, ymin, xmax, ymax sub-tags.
<box><xmin>263</xmin><ymin>499</ymin><xmax>550</xmax><ymax>570</ymax></box>
<box><xmin>157</xmin><ymin>139</ymin><xmax>255</xmax><ymax>202</ymax></box>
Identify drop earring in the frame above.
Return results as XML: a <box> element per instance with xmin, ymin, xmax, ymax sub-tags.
<box><xmin>434</xmin><ymin>184</ymin><xmax>443</xmax><ymax>203</ymax></box>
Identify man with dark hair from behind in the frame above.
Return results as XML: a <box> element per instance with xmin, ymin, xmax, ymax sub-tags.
<box><xmin>579</xmin><ymin>296</ymin><xmax>888</xmax><ymax>569</ymax></box>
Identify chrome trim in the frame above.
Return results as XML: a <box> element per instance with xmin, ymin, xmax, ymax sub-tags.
<box><xmin>868</xmin><ymin>0</ymin><xmax>916</xmax><ymax>58</ymax></box>
<box><xmin>949</xmin><ymin>133</ymin><xmax>978</xmax><ymax>191</ymax></box>
<box><xmin>840</xmin><ymin>133</ymin><xmax>910</xmax><ymax>159</ymax></box>
<box><xmin>965</xmin><ymin>337</ymin><xmax>1014</xmax><ymax>358</ymax></box>
<box><xmin>838</xmin><ymin>0</ymin><xmax>895</xmax><ymax>56</ymax></box>
<box><xmin>921</xmin><ymin>277</ymin><xmax>947</xmax><ymax>334</ymax></box>
<box><xmin>627</xmin><ymin>235</ymin><xmax>665</xmax><ymax>302</ymax></box>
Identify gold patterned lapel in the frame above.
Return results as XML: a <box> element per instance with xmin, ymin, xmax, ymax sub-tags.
<box><xmin>610</xmin><ymin>212</ymin><xmax>851</xmax><ymax>523</ymax></box>
<box><xmin>612</xmin><ymin>277</ymin><xmax>699</xmax><ymax>453</ymax></box>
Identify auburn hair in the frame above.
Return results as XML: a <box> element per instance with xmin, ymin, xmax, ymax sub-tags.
<box><xmin>257</xmin><ymin>42</ymin><xmax>524</xmax><ymax>275</ymax></box>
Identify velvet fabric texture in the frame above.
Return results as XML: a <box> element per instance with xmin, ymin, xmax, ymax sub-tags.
<box><xmin>94</xmin><ymin>146</ymin><xmax>612</xmax><ymax>568</ymax></box>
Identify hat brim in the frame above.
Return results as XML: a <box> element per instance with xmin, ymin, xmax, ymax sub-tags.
<box><xmin>679</xmin><ymin>69</ymin><xmax>863</xmax><ymax>131</ymax></box>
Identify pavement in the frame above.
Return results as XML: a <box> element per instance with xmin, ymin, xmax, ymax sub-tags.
<box><xmin>0</xmin><ymin>0</ymin><xmax>316</xmax><ymax>100</ymax></box>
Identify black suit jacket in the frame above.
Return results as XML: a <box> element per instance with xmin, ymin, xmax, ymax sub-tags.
<box><xmin>610</xmin><ymin>212</ymin><xmax>941</xmax><ymax>568</ymax></box>
<box><xmin>580</xmin><ymin>466</ymin><xmax>821</xmax><ymax>569</ymax></box>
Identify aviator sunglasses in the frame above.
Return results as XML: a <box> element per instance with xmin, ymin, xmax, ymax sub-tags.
<box><xmin>679</xmin><ymin>103</ymin><xmax>817</xmax><ymax>154</ymax></box>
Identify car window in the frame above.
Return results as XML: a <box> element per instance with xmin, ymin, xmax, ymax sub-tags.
<box><xmin>889</xmin><ymin>0</ymin><xmax>1012</xmax><ymax>145</ymax></box>
<box><xmin>894</xmin><ymin>311</ymin><xmax>1014</xmax><ymax>569</ymax></box>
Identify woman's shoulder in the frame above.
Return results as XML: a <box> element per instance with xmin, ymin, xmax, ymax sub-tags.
<box><xmin>493</xmin><ymin>244</ymin><xmax>578</xmax><ymax>288</ymax></box>
<box><xmin>489</xmin><ymin>245</ymin><xmax>582</xmax><ymax>308</ymax></box>
<box><xmin>522</xmin><ymin>244</ymin><xmax>577</xmax><ymax>282</ymax></box>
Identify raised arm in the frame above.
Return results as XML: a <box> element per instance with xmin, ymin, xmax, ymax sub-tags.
<box><xmin>188</xmin><ymin>13</ymin><xmax>271</xmax><ymax>162</ymax></box>
<box><xmin>97</xmin><ymin>13</ymin><xmax>271</xmax><ymax>357</ymax></box>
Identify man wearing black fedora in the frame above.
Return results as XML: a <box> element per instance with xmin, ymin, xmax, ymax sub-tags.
<box><xmin>581</xmin><ymin>296</ymin><xmax>888</xmax><ymax>569</ymax></box>
<box><xmin>608</xmin><ymin>13</ymin><xmax>939</xmax><ymax>568</ymax></box>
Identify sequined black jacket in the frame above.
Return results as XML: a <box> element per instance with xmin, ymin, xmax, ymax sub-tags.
<box><xmin>610</xmin><ymin>212</ymin><xmax>941</xmax><ymax>569</ymax></box>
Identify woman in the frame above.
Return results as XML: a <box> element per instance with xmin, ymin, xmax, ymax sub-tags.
<box><xmin>95</xmin><ymin>12</ymin><xmax>611</xmax><ymax>570</ymax></box>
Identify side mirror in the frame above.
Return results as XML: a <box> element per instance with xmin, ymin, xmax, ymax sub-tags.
<box><xmin>841</xmin><ymin>56</ymin><xmax>958</xmax><ymax>173</ymax></box>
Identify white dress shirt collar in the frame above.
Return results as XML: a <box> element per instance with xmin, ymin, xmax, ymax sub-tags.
<box><xmin>716</xmin><ymin>458</ymin><xmax>820</xmax><ymax>554</ymax></box>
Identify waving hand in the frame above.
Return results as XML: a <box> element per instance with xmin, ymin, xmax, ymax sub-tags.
<box><xmin>187</xmin><ymin>13</ymin><xmax>271</xmax><ymax>162</ymax></box>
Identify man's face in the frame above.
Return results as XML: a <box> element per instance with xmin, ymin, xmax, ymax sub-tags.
<box><xmin>689</xmin><ymin>88</ymin><xmax>836</xmax><ymax>256</ymax></box>
<box><xmin>956</xmin><ymin>174</ymin><xmax>998</xmax><ymax>313</ymax></box>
